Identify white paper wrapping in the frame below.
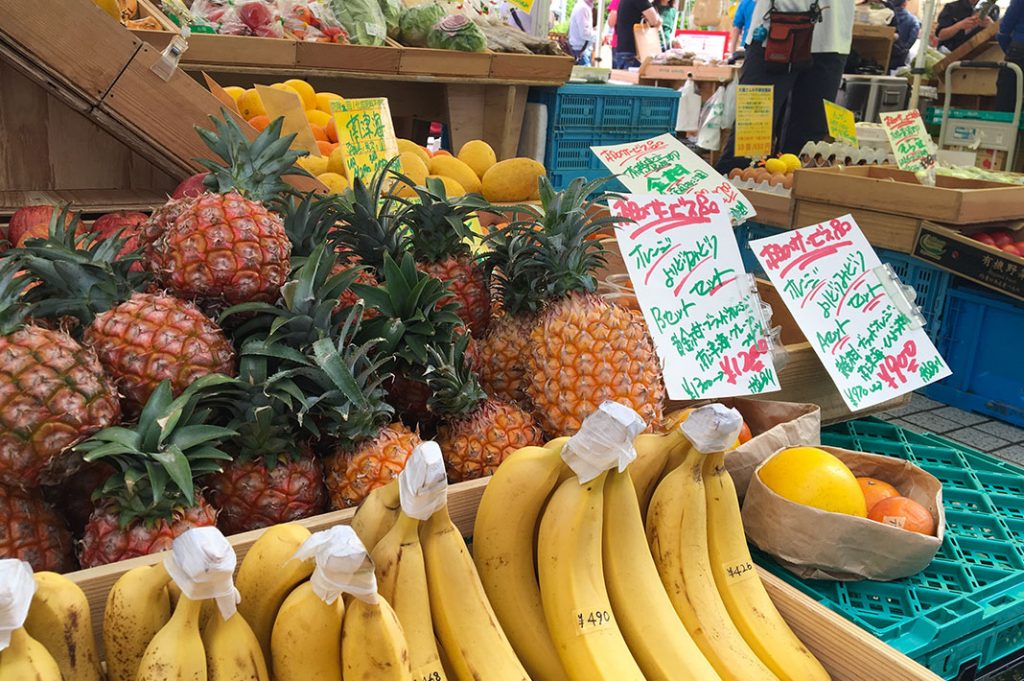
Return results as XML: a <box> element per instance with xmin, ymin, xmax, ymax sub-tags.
<box><xmin>0</xmin><ymin>559</ymin><xmax>34</xmax><ymax>652</ymax></box>
<box><xmin>164</xmin><ymin>527</ymin><xmax>240</xmax><ymax>620</ymax></box>
<box><xmin>680</xmin><ymin>403</ymin><xmax>743</xmax><ymax>453</ymax></box>
<box><xmin>399</xmin><ymin>441</ymin><xmax>449</xmax><ymax>521</ymax></box>
<box><xmin>561</xmin><ymin>401</ymin><xmax>645</xmax><ymax>483</ymax></box>
<box><xmin>293</xmin><ymin>525</ymin><xmax>378</xmax><ymax>605</ymax></box>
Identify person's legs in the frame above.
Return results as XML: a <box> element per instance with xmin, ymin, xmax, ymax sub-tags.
<box><xmin>612</xmin><ymin>50</ymin><xmax>640</xmax><ymax>69</ymax></box>
<box><xmin>781</xmin><ymin>52</ymin><xmax>848</xmax><ymax>155</ymax></box>
<box><xmin>995</xmin><ymin>45</ymin><xmax>1024</xmax><ymax>113</ymax></box>
<box><xmin>715</xmin><ymin>43</ymin><xmax>798</xmax><ymax>173</ymax></box>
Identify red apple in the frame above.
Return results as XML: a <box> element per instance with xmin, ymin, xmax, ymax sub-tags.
<box><xmin>8</xmin><ymin>205</ymin><xmax>74</xmax><ymax>247</ymax></box>
<box><xmin>991</xmin><ymin>230</ymin><xmax>1014</xmax><ymax>248</ymax></box>
<box><xmin>171</xmin><ymin>173</ymin><xmax>210</xmax><ymax>200</ymax></box>
<box><xmin>974</xmin><ymin>233</ymin><xmax>997</xmax><ymax>246</ymax></box>
<box><xmin>90</xmin><ymin>211</ymin><xmax>148</xmax><ymax>272</ymax></box>
<box><xmin>1000</xmin><ymin>243</ymin><xmax>1022</xmax><ymax>257</ymax></box>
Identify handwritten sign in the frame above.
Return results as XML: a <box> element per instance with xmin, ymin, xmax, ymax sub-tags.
<box><xmin>592</xmin><ymin>134</ymin><xmax>757</xmax><ymax>224</ymax></box>
<box><xmin>506</xmin><ymin>0</ymin><xmax>536</xmax><ymax>13</ymax></box>
<box><xmin>610</xmin><ymin>193</ymin><xmax>780</xmax><ymax>400</ymax></box>
<box><xmin>734</xmin><ymin>85</ymin><xmax>773</xmax><ymax>158</ymax></box>
<box><xmin>824</xmin><ymin>100</ymin><xmax>858</xmax><ymax>148</ymax></box>
<box><xmin>256</xmin><ymin>85</ymin><xmax>321</xmax><ymax>157</ymax></box>
<box><xmin>751</xmin><ymin>215</ymin><xmax>951</xmax><ymax>411</ymax></box>
<box><xmin>881</xmin><ymin>109</ymin><xmax>936</xmax><ymax>172</ymax></box>
<box><xmin>329</xmin><ymin>98</ymin><xmax>399</xmax><ymax>182</ymax></box>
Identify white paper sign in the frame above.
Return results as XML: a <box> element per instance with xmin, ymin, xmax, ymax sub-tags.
<box><xmin>751</xmin><ymin>215</ymin><xmax>951</xmax><ymax>411</ymax></box>
<box><xmin>609</xmin><ymin>193</ymin><xmax>780</xmax><ymax>400</ymax></box>
<box><xmin>591</xmin><ymin>133</ymin><xmax>757</xmax><ymax>224</ymax></box>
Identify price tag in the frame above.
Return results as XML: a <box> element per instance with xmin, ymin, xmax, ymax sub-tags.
<box><xmin>330</xmin><ymin>98</ymin><xmax>399</xmax><ymax>183</ymax></box>
<box><xmin>721</xmin><ymin>558</ymin><xmax>758</xmax><ymax>585</ymax></box>
<box><xmin>411</xmin><ymin>664</ymin><xmax>445</xmax><ymax>681</ymax></box>
<box><xmin>880</xmin><ymin>109</ymin><xmax>936</xmax><ymax>172</ymax></box>
<box><xmin>574</xmin><ymin>609</ymin><xmax>614</xmax><ymax>635</ymax></box>
<box><xmin>734</xmin><ymin>85</ymin><xmax>773</xmax><ymax>158</ymax></box>
<box><xmin>255</xmin><ymin>84</ymin><xmax>321</xmax><ymax>157</ymax></box>
<box><xmin>823</xmin><ymin>100</ymin><xmax>858</xmax><ymax>148</ymax></box>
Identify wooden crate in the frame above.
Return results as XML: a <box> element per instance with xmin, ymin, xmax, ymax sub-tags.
<box><xmin>134</xmin><ymin>30</ymin><xmax>299</xmax><ymax>68</ymax></box>
<box><xmin>489</xmin><ymin>52</ymin><xmax>574</xmax><ymax>83</ymax></box>
<box><xmin>66</xmin><ymin>474</ymin><xmax>939</xmax><ymax>680</ymax></box>
<box><xmin>397</xmin><ymin>45</ymin><xmax>493</xmax><ymax>79</ymax></box>
<box><xmin>745</xmin><ymin>188</ymin><xmax>794</xmax><ymax>228</ymax></box>
<box><xmin>793</xmin><ymin>199</ymin><xmax>921</xmax><ymax>253</ymax></box>
<box><xmin>295</xmin><ymin>41</ymin><xmax>402</xmax><ymax>74</ymax></box>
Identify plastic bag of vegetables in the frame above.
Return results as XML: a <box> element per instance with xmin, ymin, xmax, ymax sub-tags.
<box><xmin>399</xmin><ymin>3</ymin><xmax>446</xmax><ymax>47</ymax></box>
<box><xmin>328</xmin><ymin>0</ymin><xmax>387</xmax><ymax>45</ymax></box>
<box><xmin>427</xmin><ymin>13</ymin><xmax>487</xmax><ymax>52</ymax></box>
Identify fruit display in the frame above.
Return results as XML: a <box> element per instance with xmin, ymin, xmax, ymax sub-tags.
<box><xmin>967</xmin><ymin>228</ymin><xmax>1024</xmax><ymax>259</ymax></box>
<box><xmin>727</xmin><ymin>153</ymin><xmax>800</xmax><ymax>192</ymax></box>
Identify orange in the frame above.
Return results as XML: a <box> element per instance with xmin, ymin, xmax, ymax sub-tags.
<box><xmin>868</xmin><ymin>496</ymin><xmax>935</xmax><ymax>535</ymax></box>
<box><xmin>738</xmin><ymin>421</ymin><xmax>752</xmax><ymax>444</ymax></box>
<box><xmin>857</xmin><ymin>477</ymin><xmax>900</xmax><ymax>513</ymax></box>
<box><xmin>247</xmin><ymin>115</ymin><xmax>271</xmax><ymax>132</ymax></box>
<box><xmin>325</xmin><ymin>117</ymin><xmax>339</xmax><ymax>143</ymax></box>
<box><xmin>316</xmin><ymin>141</ymin><xmax>334</xmax><ymax>157</ymax></box>
<box><xmin>758</xmin><ymin>447</ymin><xmax>867</xmax><ymax>517</ymax></box>
<box><xmin>310</xmin><ymin>124</ymin><xmax>328</xmax><ymax>142</ymax></box>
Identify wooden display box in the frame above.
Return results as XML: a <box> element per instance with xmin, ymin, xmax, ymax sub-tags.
<box><xmin>913</xmin><ymin>221</ymin><xmax>1024</xmax><ymax>302</ymax></box>
<box><xmin>744</xmin><ymin>188</ymin><xmax>794</xmax><ymax>228</ymax></box>
<box><xmin>489</xmin><ymin>53</ymin><xmax>574</xmax><ymax>83</ymax></box>
<box><xmin>397</xmin><ymin>45</ymin><xmax>493</xmax><ymax>79</ymax></box>
<box><xmin>639</xmin><ymin>62</ymin><xmax>736</xmax><ymax>83</ymax></box>
<box><xmin>295</xmin><ymin>41</ymin><xmax>401</xmax><ymax>73</ymax></box>
<box><xmin>134</xmin><ymin>30</ymin><xmax>299</xmax><ymax>68</ymax></box>
<box><xmin>65</xmin><ymin>475</ymin><xmax>939</xmax><ymax>680</ymax></box>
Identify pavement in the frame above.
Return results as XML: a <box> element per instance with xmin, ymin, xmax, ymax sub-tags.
<box><xmin>878</xmin><ymin>392</ymin><xmax>1024</xmax><ymax>466</ymax></box>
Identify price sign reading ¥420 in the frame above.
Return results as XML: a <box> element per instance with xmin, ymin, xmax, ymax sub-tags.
<box><xmin>610</xmin><ymin>193</ymin><xmax>780</xmax><ymax>401</ymax></box>
<box><xmin>592</xmin><ymin>134</ymin><xmax>757</xmax><ymax>225</ymax></box>
<box><xmin>751</xmin><ymin>215</ymin><xmax>951</xmax><ymax>411</ymax></box>
<box><xmin>329</xmin><ymin>97</ymin><xmax>399</xmax><ymax>182</ymax></box>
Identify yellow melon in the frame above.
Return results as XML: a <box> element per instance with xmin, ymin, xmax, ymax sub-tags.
<box><xmin>298</xmin><ymin>155</ymin><xmax>329</xmax><ymax>177</ymax></box>
<box><xmin>316</xmin><ymin>92</ymin><xmax>344</xmax><ymax>113</ymax></box>
<box><xmin>397</xmin><ymin>152</ymin><xmax>429</xmax><ymax>186</ymax></box>
<box><xmin>318</xmin><ymin>172</ymin><xmax>350</xmax><ymax>194</ymax></box>
<box><xmin>457</xmin><ymin>140</ymin><xmax>497</xmax><ymax>179</ymax></box>
<box><xmin>284</xmin><ymin>79</ymin><xmax>317</xmax><ymax>110</ymax></box>
<box><xmin>481</xmin><ymin>158</ymin><xmax>546</xmax><ymax>202</ymax></box>
<box><xmin>426</xmin><ymin>175</ymin><xmax>466</xmax><ymax>197</ymax></box>
<box><xmin>327</xmin><ymin>147</ymin><xmax>348</xmax><ymax>177</ymax></box>
<box><xmin>237</xmin><ymin>89</ymin><xmax>266</xmax><ymax>120</ymax></box>
<box><xmin>397</xmin><ymin>139</ymin><xmax>432</xmax><ymax>168</ymax></box>
<box><xmin>758</xmin><ymin>447</ymin><xmax>867</xmax><ymax>517</ymax></box>
<box><xmin>305</xmin><ymin>110</ymin><xmax>332</xmax><ymax>128</ymax></box>
<box><xmin>429</xmin><ymin>156</ymin><xmax>481</xmax><ymax>194</ymax></box>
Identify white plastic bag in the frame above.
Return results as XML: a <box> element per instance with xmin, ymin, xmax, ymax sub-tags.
<box><xmin>675</xmin><ymin>79</ymin><xmax>702</xmax><ymax>133</ymax></box>
<box><xmin>720</xmin><ymin>78</ymin><xmax>737</xmax><ymax>130</ymax></box>
<box><xmin>697</xmin><ymin>85</ymin><xmax>725</xmax><ymax>151</ymax></box>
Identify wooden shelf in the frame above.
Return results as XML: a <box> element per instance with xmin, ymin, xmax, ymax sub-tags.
<box><xmin>0</xmin><ymin>189</ymin><xmax>170</xmax><ymax>216</ymax></box>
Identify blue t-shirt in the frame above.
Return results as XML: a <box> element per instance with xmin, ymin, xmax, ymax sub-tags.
<box><xmin>733</xmin><ymin>0</ymin><xmax>757</xmax><ymax>46</ymax></box>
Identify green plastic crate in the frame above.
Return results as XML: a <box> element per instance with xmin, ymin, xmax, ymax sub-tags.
<box><xmin>755</xmin><ymin>418</ymin><xmax>1024</xmax><ymax>680</ymax></box>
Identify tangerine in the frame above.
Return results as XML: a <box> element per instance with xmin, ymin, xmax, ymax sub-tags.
<box><xmin>738</xmin><ymin>421</ymin><xmax>752</xmax><ymax>444</ymax></box>
<box><xmin>325</xmin><ymin>117</ymin><xmax>339</xmax><ymax>143</ymax></box>
<box><xmin>857</xmin><ymin>477</ymin><xmax>900</xmax><ymax>513</ymax></box>
<box><xmin>868</xmin><ymin>496</ymin><xmax>935</xmax><ymax>535</ymax></box>
<box><xmin>310</xmin><ymin>124</ymin><xmax>328</xmax><ymax>142</ymax></box>
<box><xmin>316</xmin><ymin>140</ymin><xmax>334</xmax><ymax>157</ymax></box>
<box><xmin>247</xmin><ymin>115</ymin><xmax>271</xmax><ymax>132</ymax></box>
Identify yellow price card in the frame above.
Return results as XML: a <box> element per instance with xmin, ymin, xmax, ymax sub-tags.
<box><xmin>734</xmin><ymin>85</ymin><xmax>773</xmax><ymax>158</ymax></box>
<box><xmin>823</xmin><ymin>100</ymin><xmax>858</xmax><ymax>148</ymax></box>
<box><xmin>330</xmin><ymin>98</ymin><xmax>399</xmax><ymax>183</ymax></box>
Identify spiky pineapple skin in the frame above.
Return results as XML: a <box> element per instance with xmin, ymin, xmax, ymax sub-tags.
<box><xmin>84</xmin><ymin>292</ymin><xmax>235</xmax><ymax>412</ymax></box>
<box><xmin>420</xmin><ymin>256</ymin><xmax>490</xmax><ymax>337</ymax></box>
<box><xmin>146</xmin><ymin>191</ymin><xmax>291</xmax><ymax>305</ymax></box>
<box><xmin>526</xmin><ymin>293</ymin><xmax>664</xmax><ymax>435</ymax></box>
<box><xmin>79</xmin><ymin>497</ymin><xmax>218</xmax><ymax>568</ymax></box>
<box><xmin>323</xmin><ymin>423</ymin><xmax>421</xmax><ymax>509</ymax></box>
<box><xmin>438</xmin><ymin>399</ymin><xmax>544</xmax><ymax>482</ymax></box>
<box><xmin>477</xmin><ymin>312</ymin><xmax>534</xmax><ymax>406</ymax></box>
<box><xmin>206</xmin><ymin>448</ymin><xmax>327</xmax><ymax>535</ymax></box>
<box><xmin>0</xmin><ymin>483</ymin><xmax>76</xmax><ymax>573</ymax></box>
<box><xmin>331</xmin><ymin>262</ymin><xmax>380</xmax><ymax>317</ymax></box>
<box><xmin>0</xmin><ymin>325</ymin><xmax>121</xmax><ymax>487</ymax></box>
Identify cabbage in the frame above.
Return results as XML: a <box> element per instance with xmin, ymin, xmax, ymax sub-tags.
<box><xmin>399</xmin><ymin>3</ymin><xmax>446</xmax><ymax>47</ymax></box>
<box><xmin>378</xmin><ymin>0</ymin><xmax>403</xmax><ymax>39</ymax></box>
<box><xmin>328</xmin><ymin>0</ymin><xmax>387</xmax><ymax>45</ymax></box>
<box><xmin>426</xmin><ymin>13</ymin><xmax>487</xmax><ymax>52</ymax></box>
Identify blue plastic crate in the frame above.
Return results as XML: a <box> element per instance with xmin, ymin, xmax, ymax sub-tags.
<box><xmin>547</xmin><ymin>168</ymin><xmax>626</xmax><ymax>193</ymax></box>
<box><xmin>754</xmin><ymin>418</ymin><xmax>1024</xmax><ymax>680</ymax></box>
<box><xmin>734</xmin><ymin>222</ymin><xmax>785</xmax><ymax>275</ymax></box>
<box><xmin>874</xmin><ymin>248</ymin><xmax>951</xmax><ymax>340</ymax></box>
<box><xmin>529</xmin><ymin>83</ymin><xmax>680</xmax><ymax>137</ymax></box>
<box><xmin>921</xmin><ymin>284</ymin><xmax>1024</xmax><ymax>428</ymax></box>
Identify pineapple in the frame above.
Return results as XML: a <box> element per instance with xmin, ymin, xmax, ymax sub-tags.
<box><xmin>424</xmin><ymin>337</ymin><xmax>543</xmax><ymax>482</ymax></box>
<box><xmin>144</xmin><ymin>113</ymin><xmax>304</xmax><ymax>306</ymax></box>
<box><xmin>494</xmin><ymin>177</ymin><xmax>665</xmax><ymax>435</ymax></box>
<box><xmin>398</xmin><ymin>177</ymin><xmax>491</xmax><ymax>337</ymax></box>
<box><xmin>0</xmin><ymin>483</ymin><xmax>76</xmax><ymax>573</ymax></box>
<box><xmin>46</xmin><ymin>461</ymin><xmax>115</xmax><ymax>537</ymax></box>
<box><xmin>76</xmin><ymin>375</ymin><xmax>237</xmax><ymax>568</ymax></box>
<box><xmin>0</xmin><ymin>261</ymin><xmax>121</xmax><ymax>488</ymax></box>
<box><xmin>16</xmin><ymin>213</ymin><xmax>234</xmax><ymax>413</ymax></box>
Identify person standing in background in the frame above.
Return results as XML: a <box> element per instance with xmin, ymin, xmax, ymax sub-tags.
<box><xmin>656</xmin><ymin>0</ymin><xmax>679</xmax><ymax>50</ymax></box>
<box><xmin>888</xmin><ymin>0</ymin><xmax>920</xmax><ymax>70</ymax></box>
<box><xmin>730</xmin><ymin>0</ymin><xmax>756</xmax><ymax>53</ymax></box>
<box><xmin>997</xmin><ymin>0</ymin><xmax>1024</xmax><ymax>112</ymax></box>
<box><xmin>935</xmin><ymin>0</ymin><xmax>997</xmax><ymax>51</ymax></box>
<box><xmin>569</xmin><ymin>0</ymin><xmax>597</xmax><ymax>63</ymax></box>
<box><xmin>612</xmin><ymin>0</ymin><xmax>662</xmax><ymax>68</ymax></box>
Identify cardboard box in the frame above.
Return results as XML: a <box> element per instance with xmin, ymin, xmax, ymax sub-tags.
<box><xmin>913</xmin><ymin>221</ymin><xmax>1024</xmax><ymax>302</ymax></box>
<box><xmin>792</xmin><ymin>165</ymin><xmax>1024</xmax><ymax>225</ymax></box>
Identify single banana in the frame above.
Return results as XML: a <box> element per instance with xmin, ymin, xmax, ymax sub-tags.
<box><xmin>373</xmin><ymin>511</ymin><xmax>447</xmax><ymax>681</ymax></box>
<box><xmin>342</xmin><ymin>594</ymin><xmax>413</xmax><ymax>681</ymax></box>
<box><xmin>646</xmin><ymin>447</ymin><xmax>778</xmax><ymax>681</ymax></box>
<box><xmin>631</xmin><ymin>428</ymin><xmax>688</xmax><ymax>520</ymax></box>
<box><xmin>603</xmin><ymin>469</ymin><xmax>722</xmax><ymax>681</ymax></box>
<box><xmin>352</xmin><ymin>478</ymin><xmax>401</xmax><ymax>551</ymax></box>
<box><xmin>0</xmin><ymin>628</ymin><xmax>62</xmax><ymax>681</ymax></box>
<box><xmin>537</xmin><ymin>472</ymin><xmax>645</xmax><ymax>681</ymax></box>
<box><xmin>271</xmin><ymin>582</ymin><xmax>345</xmax><ymax>681</ymax></box>
<box><xmin>203</xmin><ymin>610</ymin><xmax>270</xmax><ymax>681</ymax></box>
<box><xmin>23</xmin><ymin>571</ymin><xmax>103</xmax><ymax>681</ymax></box>
<box><xmin>421</xmin><ymin>505</ymin><xmax>531</xmax><ymax>681</ymax></box>
<box><xmin>472</xmin><ymin>445</ymin><xmax>570</xmax><ymax>681</ymax></box>
<box><xmin>103</xmin><ymin>562</ymin><xmax>172</xmax><ymax>681</ymax></box>
<box><xmin>136</xmin><ymin>595</ymin><xmax>206</xmax><ymax>681</ymax></box>
<box><xmin>703</xmin><ymin>452</ymin><xmax>831</xmax><ymax>681</ymax></box>
<box><xmin>236</xmin><ymin>523</ymin><xmax>314</xmax><ymax>661</ymax></box>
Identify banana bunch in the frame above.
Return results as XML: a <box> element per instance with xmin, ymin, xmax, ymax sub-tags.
<box><xmin>0</xmin><ymin>559</ymin><xmax>62</xmax><ymax>681</ymax></box>
<box><xmin>23</xmin><ymin>571</ymin><xmax>103</xmax><ymax>681</ymax></box>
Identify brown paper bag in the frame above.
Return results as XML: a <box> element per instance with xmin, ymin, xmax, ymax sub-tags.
<box><xmin>634</xmin><ymin>21</ymin><xmax>662</xmax><ymax>62</ymax></box>
<box><xmin>743</xmin><ymin>447</ymin><xmax>945</xmax><ymax>581</ymax></box>
<box><xmin>691</xmin><ymin>0</ymin><xmax>724</xmax><ymax>27</ymax></box>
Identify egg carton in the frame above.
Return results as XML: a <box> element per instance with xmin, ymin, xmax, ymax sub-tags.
<box><xmin>799</xmin><ymin>141</ymin><xmax>894</xmax><ymax>167</ymax></box>
<box><xmin>728</xmin><ymin>177</ymin><xmax>792</xmax><ymax>196</ymax></box>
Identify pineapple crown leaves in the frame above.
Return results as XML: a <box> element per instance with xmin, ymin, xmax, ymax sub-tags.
<box><xmin>273</xmin><ymin>191</ymin><xmax>345</xmax><ymax>263</ymax></box>
<box><xmin>75</xmin><ymin>374</ymin><xmax>240</xmax><ymax>527</ymax></box>
<box><xmin>214</xmin><ymin>380</ymin><xmax>311</xmax><ymax>468</ymax></box>
<box><xmin>352</xmin><ymin>252</ymin><xmax>463</xmax><ymax>371</ymax></box>
<box><xmin>196</xmin><ymin>110</ymin><xmax>311</xmax><ymax>204</ymax></box>
<box><xmin>328</xmin><ymin>158</ymin><xmax>411</xmax><ymax>274</ymax></box>
<box><xmin>0</xmin><ymin>260</ymin><xmax>33</xmax><ymax>335</ymax></box>
<box><xmin>394</xmin><ymin>176</ymin><xmax>488</xmax><ymax>263</ymax></box>
<box><xmin>424</xmin><ymin>333</ymin><xmax>486</xmax><ymax>418</ymax></box>
<box><xmin>12</xmin><ymin>207</ymin><xmax>148</xmax><ymax>326</ymax></box>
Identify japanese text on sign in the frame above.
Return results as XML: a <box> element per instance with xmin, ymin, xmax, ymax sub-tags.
<box><xmin>610</xmin><ymin>193</ymin><xmax>779</xmax><ymax>400</ymax></box>
<box><xmin>823</xmin><ymin>100</ymin><xmax>858</xmax><ymax>148</ymax></box>
<box><xmin>751</xmin><ymin>215</ymin><xmax>950</xmax><ymax>410</ymax></box>
<box><xmin>329</xmin><ymin>98</ymin><xmax>399</xmax><ymax>182</ymax></box>
<box><xmin>881</xmin><ymin>109</ymin><xmax>936</xmax><ymax>172</ymax></box>
<box><xmin>735</xmin><ymin>85</ymin><xmax>773</xmax><ymax>158</ymax></box>
<box><xmin>592</xmin><ymin>134</ymin><xmax>757</xmax><ymax>224</ymax></box>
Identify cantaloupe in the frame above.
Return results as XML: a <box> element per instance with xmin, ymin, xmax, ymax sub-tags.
<box><xmin>458</xmin><ymin>140</ymin><xmax>497</xmax><ymax>179</ymax></box>
<box><xmin>398</xmin><ymin>152</ymin><xmax>429</xmax><ymax>186</ymax></box>
<box><xmin>481</xmin><ymin>158</ymin><xmax>546</xmax><ymax>202</ymax></box>
<box><xmin>428</xmin><ymin>156</ymin><xmax>482</xmax><ymax>194</ymax></box>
